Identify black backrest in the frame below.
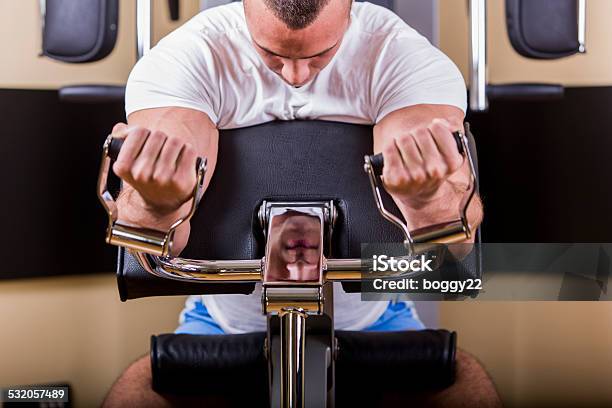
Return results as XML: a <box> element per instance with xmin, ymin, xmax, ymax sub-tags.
<box><xmin>184</xmin><ymin>120</ymin><xmax>403</xmax><ymax>260</ymax></box>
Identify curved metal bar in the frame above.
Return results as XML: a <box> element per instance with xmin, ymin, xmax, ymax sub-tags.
<box><xmin>364</xmin><ymin>156</ymin><xmax>412</xmax><ymax>246</ymax></box>
<box><xmin>132</xmin><ymin>251</ymin><xmax>264</xmax><ymax>283</ymax></box>
<box><xmin>130</xmin><ymin>253</ymin><xmax>441</xmax><ymax>284</ymax></box>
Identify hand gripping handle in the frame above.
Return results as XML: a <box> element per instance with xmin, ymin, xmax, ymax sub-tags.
<box><xmin>363</xmin><ymin>126</ymin><xmax>477</xmax><ymax>252</ymax></box>
<box><xmin>97</xmin><ymin>135</ymin><xmax>207</xmax><ymax>257</ymax></box>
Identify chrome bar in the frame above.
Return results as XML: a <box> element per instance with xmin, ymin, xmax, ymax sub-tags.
<box><xmin>364</xmin><ymin>156</ymin><xmax>412</xmax><ymax>246</ymax></box>
<box><xmin>129</xmin><ymin>252</ymin><xmax>262</xmax><ymax>283</ymax></box>
<box><xmin>280</xmin><ymin>309</ymin><xmax>307</xmax><ymax>408</ymax></box>
<box><xmin>130</xmin><ymin>254</ymin><xmax>450</xmax><ymax>284</ymax></box>
<box><xmin>469</xmin><ymin>0</ymin><xmax>487</xmax><ymax>112</ymax></box>
<box><xmin>136</xmin><ymin>0</ymin><xmax>152</xmax><ymax>59</ymax></box>
<box><xmin>578</xmin><ymin>0</ymin><xmax>586</xmax><ymax>53</ymax></box>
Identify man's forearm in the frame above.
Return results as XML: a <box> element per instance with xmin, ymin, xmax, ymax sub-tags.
<box><xmin>395</xmin><ymin>181</ymin><xmax>482</xmax><ymax>260</ymax></box>
<box><xmin>117</xmin><ymin>185</ymin><xmax>192</xmax><ymax>255</ymax></box>
<box><xmin>395</xmin><ymin>180</ymin><xmax>483</xmax><ymax>241</ymax></box>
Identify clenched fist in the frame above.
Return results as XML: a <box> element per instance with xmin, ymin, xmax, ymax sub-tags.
<box><xmin>381</xmin><ymin>118</ymin><xmax>464</xmax><ymax>209</ymax></box>
<box><xmin>111</xmin><ymin>123</ymin><xmax>199</xmax><ymax>215</ymax></box>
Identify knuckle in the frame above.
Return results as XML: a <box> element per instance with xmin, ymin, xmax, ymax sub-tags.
<box><xmin>411</xmin><ymin>170</ymin><xmax>426</xmax><ymax>184</ymax></box>
<box><xmin>450</xmin><ymin>155</ymin><xmax>464</xmax><ymax>171</ymax></box>
<box><xmin>183</xmin><ymin>142</ymin><xmax>195</xmax><ymax>154</ymax></box>
<box><xmin>131</xmin><ymin>166</ymin><xmax>150</xmax><ymax>183</ymax></box>
<box><xmin>112</xmin><ymin>123</ymin><xmax>127</xmax><ymax>133</ymax></box>
<box><xmin>426</xmin><ymin>164</ymin><xmax>446</xmax><ymax>179</ymax></box>
<box><xmin>396</xmin><ymin>133</ymin><xmax>412</xmax><ymax>146</ymax></box>
<box><xmin>148</xmin><ymin>130</ymin><xmax>165</xmax><ymax>142</ymax></box>
<box><xmin>165</xmin><ymin>136</ymin><xmax>183</xmax><ymax>150</ymax></box>
<box><xmin>182</xmin><ymin>146</ymin><xmax>198</xmax><ymax>162</ymax></box>
<box><xmin>382</xmin><ymin>143</ymin><xmax>396</xmax><ymax>157</ymax></box>
<box><xmin>152</xmin><ymin>170</ymin><xmax>172</xmax><ymax>185</ymax></box>
<box><xmin>128</xmin><ymin>126</ymin><xmax>146</xmax><ymax>137</ymax></box>
<box><xmin>429</xmin><ymin>120</ymin><xmax>450</xmax><ymax>135</ymax></box>
<box><xmin>413</xmin><ymin>127</ymin><xmax>429</xmax><ymax>140</ymax></box>
<box><xmin>112</xmin><ymin>161</ymin><xmax>128</xmax><ymax>176</ymax></box>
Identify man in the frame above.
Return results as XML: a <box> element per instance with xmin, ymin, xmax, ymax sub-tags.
<box><xmin>103</xmin><ymin>0</ymin><xmax>500</xmax><ymax>406</ymax></box>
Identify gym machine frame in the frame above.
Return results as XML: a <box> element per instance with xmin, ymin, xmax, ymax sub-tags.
<box><xmin>97</xmin><ymin>130</ymin><xmax>477</xmax><ymax>407</ymax></box>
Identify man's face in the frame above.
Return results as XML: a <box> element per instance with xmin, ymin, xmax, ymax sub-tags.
<box><xmin>244</xmin><ymin>0</ymin><xmax>351</xmax><ymax>87</ymax></box>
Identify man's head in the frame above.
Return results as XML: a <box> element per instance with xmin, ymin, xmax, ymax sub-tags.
<box><xmin>244</xmin><ymin>0</ymin><xmax>352</xmax><ymax>87</ymax></box>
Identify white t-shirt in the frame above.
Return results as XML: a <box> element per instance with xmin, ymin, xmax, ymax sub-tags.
<box><xmin>125</xmin><ymin>1</ymin><xmax>467</xmax><ymax>333</ymax></box>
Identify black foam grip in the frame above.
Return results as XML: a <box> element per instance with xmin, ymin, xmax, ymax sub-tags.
<box><xmin>368</xmin><ymin>131</ymin><xmax>464</xmax><ymax>176</ymax></box>
<box><xmin>108</xmin><ymin>137</ymin><xmax>123</xmax><ymax>162</ymax></box>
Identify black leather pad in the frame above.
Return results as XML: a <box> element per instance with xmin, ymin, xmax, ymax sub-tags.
<box><xmin>151</xmin><ymin>333</ymin><xmax>269</xmax><ymax>405</ymax></box>
<box><xmin>43</xmin><ymin>0</ymin><xmax>119</xmax><ymax>63</ymax></box>
<box><xmin>117</xmin><ymin>120</ymin><xmax>480</xmax><ymax>299</ymax></box>
<box><xmin>336</xmin><ymin>329</ymin><xmax>456</xmax><ymax>388</ymax></box>
<box><xmin>150</xmin><ymin>329</ymin><xmax>455</xmax><ymax>403</ymax></box>
<box><xmin>506</xmin><ymin>0</ymin><xmax>580</xmax><ymax>59</ymax></box>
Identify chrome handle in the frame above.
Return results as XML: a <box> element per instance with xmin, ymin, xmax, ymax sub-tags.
<box><xmin>97</xmin><ymin>135</ymin><xmax>207</xmax><ymax>258</ymax></box>
<box><xmin>363</xmin><ymin>127</ymin><xmax>478</xmax><ymax>253</ymax></box>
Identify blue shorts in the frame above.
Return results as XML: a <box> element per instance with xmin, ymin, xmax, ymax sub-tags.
<box><xmin>176</xmin><ymin>297</ymin><xmax>425</xmax><ymax>335</ymax></box>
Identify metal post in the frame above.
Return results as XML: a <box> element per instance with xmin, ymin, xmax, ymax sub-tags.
<box><xmin>280</xmin><ymin>309</ymin><xmax>307</xmax><ymax>408</ymax></box>
<box><xmin>578</xmin><ymin>0</ymin><xmax>587</xmax><ymax>53</ymax></box>
<box><xmin>469</xmin><ymin>0</ymin><xmax>487</xmax><ymax>112</ymax></box>
<box><xmin>136</xmin><ymin>0</ymin><xmax>152</xmax><ymax>60</ymax></box>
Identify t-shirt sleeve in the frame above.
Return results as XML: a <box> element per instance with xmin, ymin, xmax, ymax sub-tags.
<box><xmin>371</xmin><ymin>29</ymin><xmax>467</xmax><ymax>123</ymax></box>
<box><xmin>125</xmin><ymin>25</ymin><xmax>220</xmax><ymax>124</ymax></box>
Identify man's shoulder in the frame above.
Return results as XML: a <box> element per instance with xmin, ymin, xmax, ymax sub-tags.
<box><xmin>184</xmin><ymin>2</ymin><xmax>247</xmax><ymax>37</ymax></box>
<box><xmin>351</xmin><ymin>1</ymin><xmax>411</xmax><ymax>38</ymax></box>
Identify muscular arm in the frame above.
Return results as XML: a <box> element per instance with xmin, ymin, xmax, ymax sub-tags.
<box><xmin>114</xmin><ymin>107</ymin><xmax>219</xmax><ymax>255</ymax></box>
<box><xmin>373</xmin><ymin>104</ymin><xmax>483</xmax><ymax>245</ymax></box>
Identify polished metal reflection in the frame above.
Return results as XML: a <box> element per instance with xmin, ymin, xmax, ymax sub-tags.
<box><xmin>264</xmin><ymin>287</ymin><xmax>322</xmax><ymax>314</ymax></box>
<box><xmin>129</xmin><ymin>252</ymin><xmax>444</xmax><ymax>286</ymax></box>
<box><xmin>280</xmin><ymin>309</ymin><xmax>307</xmax><ymax>408</ymax></box>
<box><xmin>263</xmin><ymin>206</ymin><xmax>325</xmax><ymax>285</ymax></box>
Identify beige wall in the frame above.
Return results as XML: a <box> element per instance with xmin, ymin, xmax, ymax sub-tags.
<box><xmin>0</xmin><ymin>0</ymin><xmax>201</xmax><ymax>89</ymax></box>
<box><xmin>0</xmin><ymin>1</ymin><xmax>199</xmax><ymax>407</ymax></box>
<box><xmin>438</xmin><ymin>2</ymin><xmax>612</xmax><ymax>407</ymax></box>
<box><xmin>0</xmin><ymin>274</ymin><xmax>186</xmax><ymax>407</ymax></box>
<box><xmin>441</xmin><ymin>302</ymin><xmax>612</xmax><ymax>407</ymax></box>
<box><xmin>440</xmin><ymin>0</ymin><xmax>612</xmax><ymax>86</ymax></box>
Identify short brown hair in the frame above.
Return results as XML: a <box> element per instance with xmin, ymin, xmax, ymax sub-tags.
<box><xmin>262</xmin><ymin>0</ymin><xmax>334</xmax><ymax>30</ymax></box>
